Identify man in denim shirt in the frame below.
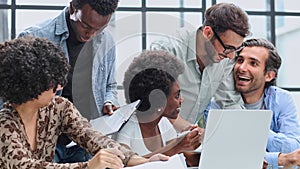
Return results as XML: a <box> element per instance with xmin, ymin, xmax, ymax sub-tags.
<box><xmin>18</xmin><ymin>0</ymin><xmax>119</xmax><ymax>163</ymax></box>
<box><xmin>209</xmin><ymin>38</ymin><xmax>300</xmax><ymax>168</ymax></box>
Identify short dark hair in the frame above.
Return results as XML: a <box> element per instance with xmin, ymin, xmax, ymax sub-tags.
<box><xmin>239</xmin><ymin>38</ymin><xmax>282</xmax><ymax>87</ymax></box>
<box><xmin>0</xmin><ymin>36</ymin><xmax>70</xmax><ymax>105</ymax></box>
<box><xmin>203</xmin><ymin>2</ymin><xmax>250</xmax><ymax>37</ymax></box>
<box><xmin>72</xmin><ymin>0</ymin><xmax>118</xmax><ymax>16</ymax></box>
<box><xmin>123</xmin><ymin>50</ymin><xmax>184</xmax><ymax>112</ymax></box>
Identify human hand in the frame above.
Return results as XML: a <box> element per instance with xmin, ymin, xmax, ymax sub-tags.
<box><xmin>102</xmin><ymin>102</ymin><xmax>119</xmax><ymax>115</ymax></box>
<box><xmin>176</xmin><ymin>128</ymin><xmax>202</xmax><ymax>151</ymax></box>
<box><xmin>262</xmin><ymin>159</ymin><xmax>268</xmax><ymax>169</ymax></box>
<box><xmin>278</xmin><ymin>149</ymin><xmax>300</xmax><ymax>167</ymax></box>
<box><xmin>189</xmin><ymin>125</ymin><xmax>205</xmax><ymax>143</ymax></box>
<box><xmin>88</xmin><ymin>148</ymin><xmax>125</xmax><ymax>169</ymax></box>
<box><xmin>148</xmin><ymin>153</ymin><xmax>169</xmax><ymax>162</ymax></box>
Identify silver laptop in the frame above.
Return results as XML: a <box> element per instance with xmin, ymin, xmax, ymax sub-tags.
<box><xmin>198</xmin><ymin>109</ymin><xmax>272</xmax><ymax>169</ymax></box>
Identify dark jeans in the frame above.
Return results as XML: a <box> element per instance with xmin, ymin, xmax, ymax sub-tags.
<box><xmin>54</xmin><ymin>144</ymin><xmax>92</xmax><ymax>163</ymax></box>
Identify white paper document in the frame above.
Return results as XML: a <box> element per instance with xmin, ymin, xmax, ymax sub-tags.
<box><xmin>89</xmin><ymin>99</ymin><xmax>140</xmax><ymax>136</ymax></box>
<box><xmin>124</xmin><ymin>153</ymin><xmax>187</xmax><ymax>169</ymax></box>
<box><xmin>66</xmin><ymin>100</ymin><xmax>140</xmax><ymax>148</ymax></box>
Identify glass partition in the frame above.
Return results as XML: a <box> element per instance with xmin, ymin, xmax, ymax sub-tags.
<box><xmin>247</xmin><ymin>15</ymin><xmax>270</xmax><ymax>39</ymax></box>
<box><xmin>276</xmin><ymin>16</ymin><xmax>300</xmax><ymax>87</ymax></box>
<box><xmin>0</xmin><ymin>9</ymin><xmax>10</xmax><ymax>42</ymax></box>
<box><xmin>16</xmin><ymin>10</ymin><xmax>62</xmax><ymax>36</ymax></box>
<box><xmin>0</xmin><ymin>0</ymin><xmax>299</xmax><ymax>98</ymax></box>
<box><xmin>275</xmin><ymin>0</ymin><xmax>300</xmax><ymax>12</ymax></box>
<box><xmin>216</xmin><ymin>0</ymin><xmax>268</xmax><ymax>11</ymax></box>
<box><xmin>15</xmin><ymin>0</ymin><xmax>68</xmax><ymax>6</ymax></box>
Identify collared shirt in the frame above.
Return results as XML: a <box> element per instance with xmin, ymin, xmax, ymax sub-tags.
<box><xmin>0</xmin><ymin>96</ymin><xmax>135</xmax><ymax>168</ymax></box>
<box><xmin>150</xmin><ymin>28</ymin><xmax>243</xmax><ymax>125</ymax></box>
<box><xmin>209</xmin><ymin>86</ymin><xmax>300</xmax><ymax>168</ymax></box>
<box><xmin>18</xmin><ymin>7</ymin><xmax>118</xmax><ymax>120</ymax></box>
<box><xmin>264</xmin><ymin>86</ymin><xmax>300</xmax><ymax>168</ymax></box>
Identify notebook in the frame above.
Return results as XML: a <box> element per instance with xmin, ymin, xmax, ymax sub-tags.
<box><xmin>197</xmin><ymin>109</ymin><xmax>272</xmax><ymax>169</ymax></box>
<box><xmin>90</xmin><ymin>99</ymin><xmax>141</xmax><ymax>135</ymax></box>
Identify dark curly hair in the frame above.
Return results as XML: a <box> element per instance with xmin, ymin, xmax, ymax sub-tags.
<box><xmin>237</xmin><ymin>38</ymin><xmax>281</xmax><ymax>87</ymax></box>
<box><xmin>203</xmin><ymin>2</ymin><xmax>250</xmax><ymax>37</ymax></box>
<box><xmin>72</xmin><ymin>0</ymin><xmax>118</xmax><ymax>16</ymax></box>
<box><xmin>123</xmin><ymin>50</ymin><xmax>184</xmax><ymax>112</ymax></box>
<box><xmin>0</xmin><ymin>36</ymin><xmax>70</xmax><ymax>105</ymax></box>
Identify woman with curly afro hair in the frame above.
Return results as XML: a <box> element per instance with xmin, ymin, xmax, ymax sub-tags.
<box><xmin>0</xmin><ymin>37</ymin><xmax>168</xmax><ymax>169</ymax></box>
<box><xmin>115</xmin><ymin>50</ymin><xmax>203</xmax><ymax>166</ymax></box>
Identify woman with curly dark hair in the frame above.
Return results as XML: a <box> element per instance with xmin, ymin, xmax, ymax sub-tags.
<box><xmin>0</xmin><ymin>37</ymin><xmax>168</xmax><ymax>169</ymax></box>
<box><xmin>115</xmin><ymin>50</ymin><xmax>202</xmax><ymax>166</ymax></box>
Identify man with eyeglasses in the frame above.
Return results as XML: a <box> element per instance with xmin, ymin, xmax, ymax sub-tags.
<box><xmin>151</xmin><ymin>2</ymin><xmax>250</xmax><ymax>131</ymax></box>
<box><xmin>18</xmin><ymin>0</ymin><xmax>119</xmax><ymax>164</ymax></box>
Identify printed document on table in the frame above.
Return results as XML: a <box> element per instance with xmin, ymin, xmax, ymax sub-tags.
<box><xmin>124</xmin><ymin>153</ymin><xmax>188</xmax><ymax>169</ymax></box>
<box><xmin>90</xmin><ymin>99</ymin><xmax>141</xmax><ymax>135</ymax></box>
<box><xmin>66</xmin><ymin>100</ymin><xmax>140</xmax><ymax>148</ymax></box>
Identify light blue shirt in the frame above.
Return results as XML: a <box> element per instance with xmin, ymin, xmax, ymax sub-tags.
<box><xmin>150</xmin><ymin>28</ymin><xmax>243</xmax><ymax>125</ymax></box>
<box><xmin>17</xmin><ymin>7</ymin><xmax>118</xmax><ymax>120</ymax></box>
<box><xmin>208</xmin><ymin>86</ymin><xmax>300</xmax><ymax>168</ymax></box>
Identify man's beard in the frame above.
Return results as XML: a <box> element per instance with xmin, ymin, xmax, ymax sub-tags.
<box><xmin>204</xmin><ymin>40</ymin><xmax>217</xmax><ymax>63</ymax></box>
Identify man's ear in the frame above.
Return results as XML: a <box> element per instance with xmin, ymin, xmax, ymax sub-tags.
<box><xmin>202</xmin><ymin>26</ymin><xmax>214</xmax><ymax>40</ymax></box>
<box><xmin>69</xmin><ymin>2</ymin><xmax>75</xmax><ymax>15</ymax></box>
<box><xmin>265</xmin><ymin>70</ymin><xmax>276</xmax><ymax>82</ymax></box>
<box><xmin>69</xmin><ymin>2</ymin><xmax>77</xmax><ymax>21</ymax></box>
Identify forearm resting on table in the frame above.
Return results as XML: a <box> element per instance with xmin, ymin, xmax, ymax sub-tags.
<box><xmin>126</xmin><ymin>155</ymin><xmax>149</xmax><ymax>166</ymax></box>
<box><xmin>127</xmin><ymin>154</ymin><xmax>169</xmax><ymax>166</ymax></box>
<box><xmin>143</xmin><ymin>142</ymin><xmax>200</xmax><ymax>167</ymax></box>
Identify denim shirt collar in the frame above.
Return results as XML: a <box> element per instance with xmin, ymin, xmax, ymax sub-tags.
<box><xmin>54</xmin><ymin>7</ymin><xmax>70</xmax><ymax>37</ymax></box>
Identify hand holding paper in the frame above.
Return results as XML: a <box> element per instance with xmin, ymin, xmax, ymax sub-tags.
<box><xmin>102</xmin><ymin>102</ymin><xmax>118</xmax><ymax>115</ymax></box>
<box><xmin>90</xmin><ymin>100</ymin><xmax>140</xmax><ymax>135</ymax></box>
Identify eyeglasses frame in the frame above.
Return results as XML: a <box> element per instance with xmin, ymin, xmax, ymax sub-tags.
<box><xmin>211</xmin><ymin>28</ymin><xmax>244</xmax><ymax>55</ymax></box>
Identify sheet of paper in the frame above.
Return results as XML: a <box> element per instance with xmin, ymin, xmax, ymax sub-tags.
<box><xmin>89</xmin><ymin>99</ymin><xmax>140</xmax><ymax>135</ymax></box>
<box><xmin>124</xmin><ymin>153</ymin><xmax>188</xmax><ymax>169</ymax></box>
<box><xmin>67</xmin><ymin>100</ymin><xmax>140</xmax><ymax>148</ymax></box>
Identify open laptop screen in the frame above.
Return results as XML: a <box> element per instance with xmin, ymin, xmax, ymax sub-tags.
<box><xmin>198</xmin><ymin>109</ymin><xmax>272</xmax><ymax>169</ymax></box>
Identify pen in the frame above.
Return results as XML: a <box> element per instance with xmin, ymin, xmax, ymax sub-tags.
<box><xmin>177</xmin><ymin>130</ymin><xmax>192</xmax><ymax>138</ymax></box>
<box><xmin>177</xmin><ymin>128</ymin><xmax>199</xmax><ymax>138</ymax></box>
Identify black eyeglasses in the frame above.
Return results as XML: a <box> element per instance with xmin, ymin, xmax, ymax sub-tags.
<box><xmin>75</xmin><ymin>11</ymin><xmax>104</xmax><ymax>35</ymax></box>
<box><xmin>211</xmin><ymin>28</ymin><xmax>244</xmax><ymax>55</ymax></box>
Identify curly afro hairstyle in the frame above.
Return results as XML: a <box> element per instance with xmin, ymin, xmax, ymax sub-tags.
<box><xmin>0</xmin><ymin>36</ymin><xmax>70</xmax><ymax>105</ymax></box>
<box><xmin>123</xmin><ymin>50</ymin><xmax>184</xmax><ymax>112</ymax></box>
<box><xmin>72</xmin><ymin>0</ymin><xmax>118</xmax><ymax>16</ymax></box>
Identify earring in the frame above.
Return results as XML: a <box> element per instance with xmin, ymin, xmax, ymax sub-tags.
<box><xmin>157</xmin><ymin>108</ymin><xmax>162</xmax><ymax>112</ymax></box>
